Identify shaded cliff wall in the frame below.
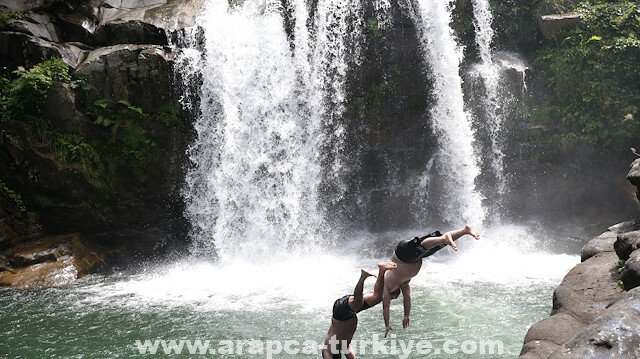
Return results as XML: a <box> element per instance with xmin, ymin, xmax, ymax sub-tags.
<box><xmin>0</xmin><ymin>0</ymin><xmax>205</xmax><ymax>286</ymax></box>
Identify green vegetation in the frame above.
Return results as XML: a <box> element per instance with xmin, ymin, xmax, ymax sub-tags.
<box><xmin>0</xmin><ymin>11</ymin><xmax>25</xmax><ymax>25</ymax></box>
<box><xmin>1</xmin><ymin>58</ymin><xmax>70</xmax><ymax>123</ymax></box>
<box><xmin>492</xmin><ymin>0</ymin><xmax>544</xmax><ymax>52</ymax></box>
<box><xmin>0</xmin><ymin>180</ymin><xmax>26</xmax><ymax>212</ymax></box>
<box><xmin>228</xmin><ymin>0</ymin><xmax>245</xmax><ymax>9</ymax></box>
<box><xmin>532</xmin><ymin>0</ymin><xmax>640</xmax><ymax>153</ymax></box>
<box><xmin>0</xmin><ymin>58</ymin><xmax>181</xmax><ymax>193</ymax></box>
<box><xmin>618</xmin><ymin>258</ymin><xmax>627</xmax><ymax>289</ymax></box>
<box><xmin>89</xmin><ymin>99</ymin><xmax>160</xmax><ymax>183</ymax></box>
<box><xmin>365</xmin><ymin>18</ymin><xmax>389</xmax><ymax>37</ymax></box>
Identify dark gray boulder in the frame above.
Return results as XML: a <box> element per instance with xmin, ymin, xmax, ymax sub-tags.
<box><xmin>582</xmin><ymin>222</ymin><xmax>640</xmax><ymax>261</ymax></box>
<box><xmin>550</xmin><ymin>252</ymin><xmax>623</xmax><ymax>324</ymax></box>
<box><xmin>581</xmin><ymin>231</ymin><xmax>617</xmax><ymax>262</ymax></box>
<box><xmin>94</xmin><ymin>20</ymin><xmax>167</xmax><ymax>46</ymax></box>
<box><xmin>520</xmin><ymin>251</ymin><xmax>623</xmax><ymax>358</ymax></box>
<box><xmin>520</xmin><ymin>314</ymin><xmax>586</xmax><ymax>358</ymax></box>
<box><xmin>621</xmin><ymin>249</ymin><xmax>640</xmax><ymax>290</ymax></box>
<box><xmin>548</xmin><ymin>287</ymin><xmax>640</xmax><ymax>358</ymax></box>
<box><xmin>75</xmin><ymin>44</ymin><xmax>176</xmax><ymax>113</ymax></box>
<box><xmin>614</xmin><ymin>230</ymin><xmax>640</xmax><ymax>261</ymax></box>
<box><xmin>626</xmin><ymin>158</ymin><xmax>640</xmax><ymax>187</ymax></box>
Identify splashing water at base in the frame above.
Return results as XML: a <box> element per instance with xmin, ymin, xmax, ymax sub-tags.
<box><xmin>0</xmin><ymin>225</ymin><xmax>579</xmax><ymax>358</ymax></box>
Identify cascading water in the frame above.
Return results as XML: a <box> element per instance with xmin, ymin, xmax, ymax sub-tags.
<box><xmin>406</xmin><ymin>0</ymin><xmax>486</xmax><ymax>227</ymax></box>
<box><xmin>468</xmin><ymin>0</ymin><xmax>531</xmax><ymax>219</ymax></box>
<box><xmin>307</xmin><ymin>0</ymin><xmax>364</xmax><ymax>214</ymax></box>
<box><xmin>179</xmin><ymin>0</ymin><xmax>365</xmax><ymax>261</ymax></box>
<box><xmin>470</xmin><ymin>0</ymin><xmax>507</xmax><ymax>208</ymax></box>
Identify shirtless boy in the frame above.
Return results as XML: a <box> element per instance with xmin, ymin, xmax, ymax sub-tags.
<box><xmin>382</xmin><ymin>225</ymin><xmax>481</xmax><ymax>337</ymax></box>
<box><xmin>322</xmin><ymin>261</ymin><xmax>398</xmax><ymax>359</ymax></box>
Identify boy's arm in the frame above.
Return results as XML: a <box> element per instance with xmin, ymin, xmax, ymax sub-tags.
<box><xmin>401</xmin><ymin>283</ymin><xmax>411</xmax><ymax>328</ymax></box>
<box><xmin>382</xmin><ymin>285</ymin><xmax>392</xmax><ymax>337</ymax></box>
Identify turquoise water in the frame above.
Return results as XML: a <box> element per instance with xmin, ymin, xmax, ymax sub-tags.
<box><xmin>0</xmin><ymin>225</ymin><xmax>579</xmax><ymax>359</ymax></box>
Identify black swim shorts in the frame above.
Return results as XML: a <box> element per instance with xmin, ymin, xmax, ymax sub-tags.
<box><xmin>395</xmin><ymin>231</ymin><xmax>445</xmax><ymax>263</ymax></box>
<box><xmin>332</xmin><ymin>295</ymin><xmax>356</xmax><ymax>321</ymax></box>
<box><xmin>332</xmin><ymin>294</ymin><xmax>373</xmax><ymax>321</ymax></box>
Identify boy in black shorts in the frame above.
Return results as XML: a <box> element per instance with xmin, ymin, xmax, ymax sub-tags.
<box><xmin>322</xmin><ymin>262</ymin><xmax>398</xmax><ymax>359</ymax></box>
<box><xmin>382</xmin><ymin>225</ymin><xmax>481</xmax><ymax>337</ymax></box>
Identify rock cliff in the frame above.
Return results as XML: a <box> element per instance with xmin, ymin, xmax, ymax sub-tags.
<box><xmin>0</xmin><ymin>0</ymin><xmax>206</xmax><ymax>288</ymax></box>
<box><xmin>520</xmin><ymin>159</ymin><xmax>640</xmax><ymax>358</ymax></box>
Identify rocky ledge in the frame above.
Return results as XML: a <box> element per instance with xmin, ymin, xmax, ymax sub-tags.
<box><xmin>520</xmin><ymin>159</ymin><xmax>640</xmax><ymax>358</ymax></box>
<box><xmin>0</xmin><ymin>234</ymin><xmax>103</xmax><ymax>288</ymax></box>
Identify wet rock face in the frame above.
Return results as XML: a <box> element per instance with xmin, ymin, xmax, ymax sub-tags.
<box><xmin>0</xmin><ymin>0</ymin><xmax>204</xmax><ymax>70</ymax></box>
<box><xmin>0</xmin><ymin>0</ymin><xmax>204</xmax><ymax>287</ymax></box>
<box><xmin>614</xmin><ymin>230</ymin><xmax>640</xmax><ymax>261</ymax></box>
<box><xmin>520</xmin><ymin>163</ymin><xmax>640</xmax><ymax>359</ymax></box>
<box><xmin>74</xmin><ymin>44</ymin><xmax>176</xmax><ymax>113</ymax></box>
<box><xmin>621</xmin><ymin>250</ymin><xmax>640</xmax><ymax>291</ymax></box>
<box><xmin>548</xmin><ymin>287</ymin><xmax>640</xmax><ymax>359</ymax></box>
<box><xmin>0</xmin><ymin>234</ymin><xmax>103</xmax><ymax>289</ymax></box>
<box><xmin>520</xmin><ymin>227</ymin><xmax>638</xmax><ymax>359</ymax></box>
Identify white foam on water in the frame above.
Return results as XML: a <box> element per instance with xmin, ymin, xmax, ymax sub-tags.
<box><xmin>413</xmin><ymin>224</ymin><xmax>579</xmax><ymax>286</ymax></box>
<box><xmin>77</xmin><ymin>255</ymin><xmax>365</xmax><ymax>313</ymax></box>
<box><xmin>75</xmin><ymin>225</ymin><xmax>577</xmax><ymax>317</ymax></box>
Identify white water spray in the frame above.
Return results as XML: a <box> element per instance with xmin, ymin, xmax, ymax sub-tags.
<box><xmin>178</xmin><ymin>0</ymin><xmax>363</xmax><ymax>262</ymax></box>
<box><xmin>408</xmin><ymin>0</ymin><xmax>486</xmax><ymax>226</ymax></box>
<box><xmin>308</xmin><ymin>0</ymin><xmax>364</xmax><ymax>203</ymax></box>
<box><xmin>469</xmin><ymin>0</ymin><xmax>532</xmax><ymax>218</ymax></box>
<box><xmin>471</xmin><ymin>0</ymin><xmax>507</xmax><ymax>202</ymax></box>
<box><xmin>181</xmin><ymin>0</ymin><xmax>320</xmax><ymax>261</ymax></box>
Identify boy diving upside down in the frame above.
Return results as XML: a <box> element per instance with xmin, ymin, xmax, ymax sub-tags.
<box><xmin>322</xmin><ymin>262</ymin><xmax>399</xmax><ymax>359</ymax></box>
<box><xmin>382</xmin><ymin>225</ymin><xmax>480</xmax><ymax>337</ymax></box>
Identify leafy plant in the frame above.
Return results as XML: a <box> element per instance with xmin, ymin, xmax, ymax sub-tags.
<box><xmin>618</xmin><ymin>258</ymin><xmax>627</xmax><ymax>289</ymax></box>
<box><xmin>1</xmin><ymin>58</ymin><xmax>69</xmax><ymax>122</ymax></box>
<box><xmin>0</xmin><ymin>11</ymin><xmax>25</xmax><ymax>25</ymax></box>
<box><xmin>1</xmin><ymin>58</ymin><xmax>169</xmax><ymax>192</ymax></box>
<box><xmin>532</xmin><ymin>0</ymin><xmax>640</xmax><ymax>153</ymax></box>
<box><xmin>53</xmin><ymin>132</ymin><xmax>106</xmax><ymax>189</ymax></box>
<box><xmin>0</xmin><ymin>180</ymin><xmax>26</xmax><ymax>212</ymax></box>
<box><xmin>89</xmin><ymin>99</ymin><xmax>159</xmax><ymax>183</ymax></box>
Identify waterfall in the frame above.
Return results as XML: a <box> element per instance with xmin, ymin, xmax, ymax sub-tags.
<box><xmin>407</xmin><ymin>0</ymin><xmax>486</xmax><ymax>227</ymax></box>
<box><xmin>177</xmin><ymin>0</ymin><xmax>363</xmax><ymax>262</ymax></box>
<box><xmin>176</xmin><ymin>0</ymin><xmax>535</xmax><ymax>259</ymax></box>
<box><xmin>307</xmin><ymin>0</ymin><xmax>364</xmax><ymax>211</ymax></box>
<box><xmin>468</xmin><ymin>0</ymin><xmax>531</xmax><ymax>219</ymax></box>
<box><xmin>471</xmin><ymin>0</ymin><xmax>507</xmax><ymax>207</ymax></box>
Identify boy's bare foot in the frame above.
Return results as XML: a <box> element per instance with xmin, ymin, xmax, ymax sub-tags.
<box><xmin>378</xmin><ymin>261</ymin><xmax>397</xmax><ymax>271</ymax></box>
<box><xmin>361</xmin><ymin>268</ymin><xmax>377</xmax><ymax>278</ymax></box>
<box><xmin>444</xmin><ymin>233</ymin><xmax>458</xmax><ymax>251</ymax></box>
<box><xmin>465</xmin><ymin>225</ymin><xmax>480</xmax><ymax>239</ymax></box>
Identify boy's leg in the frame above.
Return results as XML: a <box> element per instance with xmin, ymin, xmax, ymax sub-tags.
<box><xmin>348</xmin><ymin>269</ymin><xmax>376</xmax><ymax>311</ymax></box>
<box><xmin>445</xmin><ymin>225</ymin><xmax>480</xmax><ymax>241</ymax></box>
<box><xmin>363</xmin><ymin>262</ymin><xmax>397</xmax><ymax>305</ymax></box>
